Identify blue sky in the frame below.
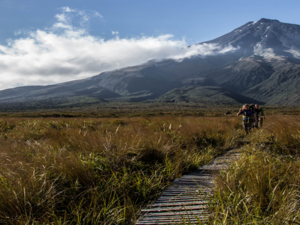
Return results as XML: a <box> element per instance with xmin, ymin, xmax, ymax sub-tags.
<box><xmin>1</xmin><ymin>0</ymin><xmax>300</xmax><ymax>45</ymax></box>
<box><xmin>0</xmin><ymin>0</ymin><xmax>299</xmax><ymax>90</ymax></box>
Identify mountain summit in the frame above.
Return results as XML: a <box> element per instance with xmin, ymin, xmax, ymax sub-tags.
<box><xmin>1</xmin><ymin>18</ymin><xmax>300</xmax><ymax>107</ymax></box>
<box><xmin>206</xmin><ymin>18</ymin><xmax>300</xmax><ymax>60</ymax></box>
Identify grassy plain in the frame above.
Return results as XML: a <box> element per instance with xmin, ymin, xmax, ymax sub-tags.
<box><xmin>211</xmin><ymin>115</ymin><xmax>300</xmax><ymax>224</ymax></box>
<box><xmin>1</xmin><ymin>102</ymin><xmax>300</xmax><ymax>118</ymax></box>
<box><xmin>0</xmin><ymin>105</ymin><xmax>299</xmax><ymax>224</ymax></box>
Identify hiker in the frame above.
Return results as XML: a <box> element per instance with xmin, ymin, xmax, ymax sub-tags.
<box><xmin>237</xmin><ymin>104</ymin><xmax>257</xmax><ymax>135</ymax></box>
<box><xmin>254</xmin><ymin>104</ymin><xmax>266</xmax><ymax>128</ymax></box>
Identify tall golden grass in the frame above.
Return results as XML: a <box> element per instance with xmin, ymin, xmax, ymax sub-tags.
<box><xmin>212</xmin><ymin>116</ymin><xmax>300</xmax><ymax>224</ymax></box>
<box><xmin>0</xmin><ymin>116</ymin><xmax>242</xmax><ymax>224</ymax></box>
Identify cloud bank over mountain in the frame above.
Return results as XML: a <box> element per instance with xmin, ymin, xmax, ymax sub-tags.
<box><xmin>0</xmin><ymin>7</ymin><xmax>237</xmax><ymax>90</ymax></box>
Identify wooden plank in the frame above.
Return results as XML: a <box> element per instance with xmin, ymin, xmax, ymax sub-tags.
<box><xmin>136</xmin><ymin>219</ymin><xmax>205</xmax><ymax>225</ymax></box>
<box><xmin>158</xmin><ymin>195</ymin><xmax>203</xmax><ymax>199</ymax></box>
<box><xmin>137</xmin><ymin>215</ymin><xmax>208</xmax><ymax>222</ymax></box>
<box><xmin>148</xmin><ymin>201</ymin><xmax>208</xmax><ymax>207</ymax></box>
<box><xmin>165</xmin><ymin>186</ymin><xmax>207</xmax><ymax>189</ymax></box>
<box><xmin>175</xmin><ymin>179</ymin><xmax>213</xmax><ymax>183</ymax></box>
<box><xmin>155</xmin><ymin>199</ymin><xmax>207</xmax><ymax>202</ymax></box>
<box><xmin>139</xmin><ymin>214</ymin><xmax>208</xmax><ymax>218</ymax></box>
<box><xmin>157</xmin><ymin>195</ymin><xmax>207</xmax><ymax>199</ymax></box>
<box><xmin>161</xmin><ymin>190</ymin><xmax>202</xmax><ymax>194</ymax></box>
<box><xmin>172</xmin><ymin>181</ymin><xmax>213</xmax><ymax>185</ymax></box>
<box><xmin>161</xmin><ymin>189</ymin><xmax>209</xmax><ymax>192</ymax></box>
<box><xmin>156</xmin><ymin>199</ymin><xmax>206</xmax><ymax>203</ymax></box>
<box><xmin>157</xmin><ymin>196</ymin><xmax>207</xmax><ymax>199</ymax></box>
<box><xmin>180</xmin><ymin>175</ymin><xmax>212</xmax><ymax>178</ymax></box>
<box><xmin>155</xmin><ymin>200</ymin><xmax>207</xmax><ymax>204</ymax></box>
<box><xmin>160</xmin><ymin>192</ymin><xmax>206</xmax><ymax>196</ymax></box>
<box><xmin>138</xmin><ymin>216</ymin><xmax>208</xmax><ymax>221</ymax></box>
<box><xmin>174</xmin><ymin>179</ymin><xmax>214</xmax><ymax>183</ymax></box>
<box><xmin>141</xmin><ymin>205</ymin><xmax>208</xmax><ymax>212</ymax></box>
<box><xmin>142</xmin><ymin>210</ymin><xmax>210</xmax><ymax>216</ymax></box>
<box><xmin>136</xmin><ymin>221</ymin><xmax>201</xmax><ymax>225</ymax></box>
<box><xmin>155</xmin><ymin>201</ymin><xmax>206</xmax><ymax>204</ymax></box>
<box><xmin>139</xmin><ymin>217</ymin><xmax>205</xmax><ymax>221</ymax></box>
<box><xmin>138</xmin><ymin>219</ymin><xmax>203</xmax><ymax>223</ymax></box>
<box><xmin>157</xmin><ymin>194</ymin><xmax>211</xmax><ymax>199</ymax></box>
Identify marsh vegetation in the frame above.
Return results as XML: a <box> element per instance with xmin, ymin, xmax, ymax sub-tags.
<box><xmin>0</xmin><ymin>106</ymin><xmax>299</xmax><ymax>224</ymax></box>
<box><xmin>211</xmin><ymin>115</ymin><xmax>300</xmax><ymax>224</ymax></box>
<box><xmin>0</xmin><ymin>113</ymin><xmax>242</xmax><ymax>224</ymax></box>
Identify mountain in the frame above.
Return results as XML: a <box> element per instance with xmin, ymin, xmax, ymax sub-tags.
<box><xmin>1</xmin><ymin>18</ymin><xmax>300</xmax><ymax>107</ymax></box>
<box><xmin>155</xmin><ymin>86</ymin><xmax>262</xmax><ymax>105</ymax></box>
<box><xmin>0</xmin><ymin>57</ymin><xmax>236</xmax><ymax>104</ymax></box>
<box><xmin>203</xmin><ymin>18</ymin><xmax>300</xmax><ymax>105</ymax></box>
<box><xmin>241</xmin><ymin>59</ymin><xmax>300</xmax><ymax>105</ymax></box>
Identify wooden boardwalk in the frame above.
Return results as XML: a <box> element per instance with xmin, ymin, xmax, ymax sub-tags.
<box><xmin>136</xmin><ymin>148</ymin><xmax>243</xmax><ymax>224</ymax></box>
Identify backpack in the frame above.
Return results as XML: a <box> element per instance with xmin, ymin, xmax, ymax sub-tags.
<box><xmin>241</xmin><ymin>104</ymin><xmax>255</xmax><ymax>119</ymax></box>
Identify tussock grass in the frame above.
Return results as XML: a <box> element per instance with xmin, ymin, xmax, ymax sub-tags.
<box><xmin>212</xmin><ymin>116</ymin><xmax>300</xmax><ymax>224</ymax></box>
<box><xmin>0</xmin><ymin>116</ymin><xmax>241</xmax><ymax>224</ymax></box>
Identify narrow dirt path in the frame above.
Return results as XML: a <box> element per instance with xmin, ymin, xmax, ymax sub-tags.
<box><xmin>136</xmin><ymin>148</ymin><xmax>244</xmax><ymax>224</ymax></box>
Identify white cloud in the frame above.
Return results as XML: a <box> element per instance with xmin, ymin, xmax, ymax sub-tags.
<box><xmin>54</xmin><ymin>7</ymin><xmax>103</xmax><ymax>27</ymax></box>
<box><xmin>93</xmin><ymin>12</ymin><xmax>103</xmax><ymax>19</ymax></box>
<box><xmin>61</xmin><ymin>6</ymin><xmax>75</xmax><ymax>13</ymax></box>
<box><xmin>0</xmin><ymin>7</ymin><xmax>238</xmax><ymax>91</ymax></box>
<box><xmin>285</xmin><ymin>49</ymin><xmax>300</xmax><ymax>59</ymax></box>
<box><xmin>112</xmin><ymin>31</ymin><xmax>119</xmax><ymax>35</ymax></box>
<box><xmin>55</xmin><ymin>13</ymin><xmax>67</xmax><ymax>23</ymax></box>
<box><xmin>253</xmin><ymin>43</ymin><xmax>275</xmax><ymax>57</ymax></box>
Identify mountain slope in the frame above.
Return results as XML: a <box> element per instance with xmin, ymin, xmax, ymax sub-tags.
<box><xmin>208</xmin><ymin>56</ymin><xmax>275</xmax><ymax>93</ymax></box>
<box><xmin>204</xmin><ymin>18</ymin><xmax>300</xmax><ymax>60</ymax></box>
<box><xmin>156</xmin><ymin>86</ymin><xmax>262</xmax><ymax>105</ymax></box>
<box><xmin>242</xmin><ymin>59</ymin><xmax>300</xmax><ymax>105</ymax></box>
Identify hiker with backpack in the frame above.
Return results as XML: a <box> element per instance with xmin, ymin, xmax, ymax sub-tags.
<box><xmin>254</xmin><ymin>104</ymin><xmax>266</xmax><ymax>128</ymax></box>
<box><xmin>237</xmin><ymin>104</ymin><xmax>257</xmax><ymax>135</ymax></box>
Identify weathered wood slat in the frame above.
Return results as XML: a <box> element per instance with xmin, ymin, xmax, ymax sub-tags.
<box><xmin>165</xmin><ymin>187</ymin><xmax>210</xmax><ymax>191</ymax></box>
<box><xmin>141</xmin><ymin>205</ymin><xmax>208</xmax><ymax>212</ymax></box>
<box><xmin>143</xmin><ymin>213</ymin><xmax>210</xmax><ymax>217</ymax></box>
<box><xmin>148</xmin><ymin>201</ymin><xmax>208</xmax><ymax>207</ymax></box>
<box><xmin>171</xmin><ymin>182</ymin><xmax>213</xmax><ymax>186</ymax></box>
<box><xmin>140</xmin><ymin>217</ymin><xmax>208</xmax><ymax>221</ymax></box>
<box><xmin>136</xmin><ymin>218</ymin><xmax>205</xmax><ymax>225</ymax></box>
<box><xmin>138</xmin><ymin>219</ymin><xmax>203</xmax><ymax>223</ymax></box>
<box><xmin>155</xmin><ymin>200</ymin><xmax>206</xmax><ymax>203</ymax></box>
<box><xmin>175</xmin><ymin>178</ymin><xmax>213</xmax><ymax>182</ymax></box>
<box><xmin>139</xmin><ymin>217</ymin><xmax>205</xmax><ymax>221</ymax></box>
<box><xmin>155</xmin><ymin>201</ymin><xmax>202</xmax><ymax>204</ymax></box>
<box><xmin>137</xmin><ymin>215</ymin><xmax>208</xmax><ymax>223</ymax></box>
<box><xmin>160</xmin><ymin>190</ymin><xmax>205</xmax><ymax>194</ymax></box>
<box><xmin>159</xmin><ymin>193</ymin><xmax>206</xmax><ymax>197</ymax></box>
<box><xmin>140</xmin><ymin>212</ymin><xmax>208</xmax><ymax>218</ymax></box>
<box><xmin>157</xmin><ymin>195</ymin><xmax>206</xmax><ymax>198</ymax></box>
<box><xmin>156</xmin><ymin>199</ymin><xmax>205</xmax><ymax>203</ymax></box>
<box><xmin>139</xmin><ymin>215</ymin><xmax>208</xmax><ymax>218</ymax></box>
<box><xmin>163</xmin><ymin>190</ymin><xmax>210</xmax><ymax>193</ymax></box>
<box><xmin>155</xmin><ymin>199</ymin><xmax>203</xmax><ymax>202</ymax></box>
<box><xmin>136</xmin><ymin>221</ymin><xmax>201</xmax><ymax>225</ymax></box>
<box><xmin>157</xmin><ymin>196</ymin><xmax>205</xmax><ymax>200</ymax></box>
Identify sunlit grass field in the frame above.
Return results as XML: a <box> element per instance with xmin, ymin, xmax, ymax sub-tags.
<box><xmin>211</xmin><ymin>115</ymin><xmax>300</xmax><ymax>224</ymax></box>
<box><xmin>0</xmin><ymin>108</ymin><xmax>299</xmax><ymax>224</ymax></box>
<box><xmin>0</xmin><ymin>114</ymin><xmax>243</xmax><ymax>224</ymax></box>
